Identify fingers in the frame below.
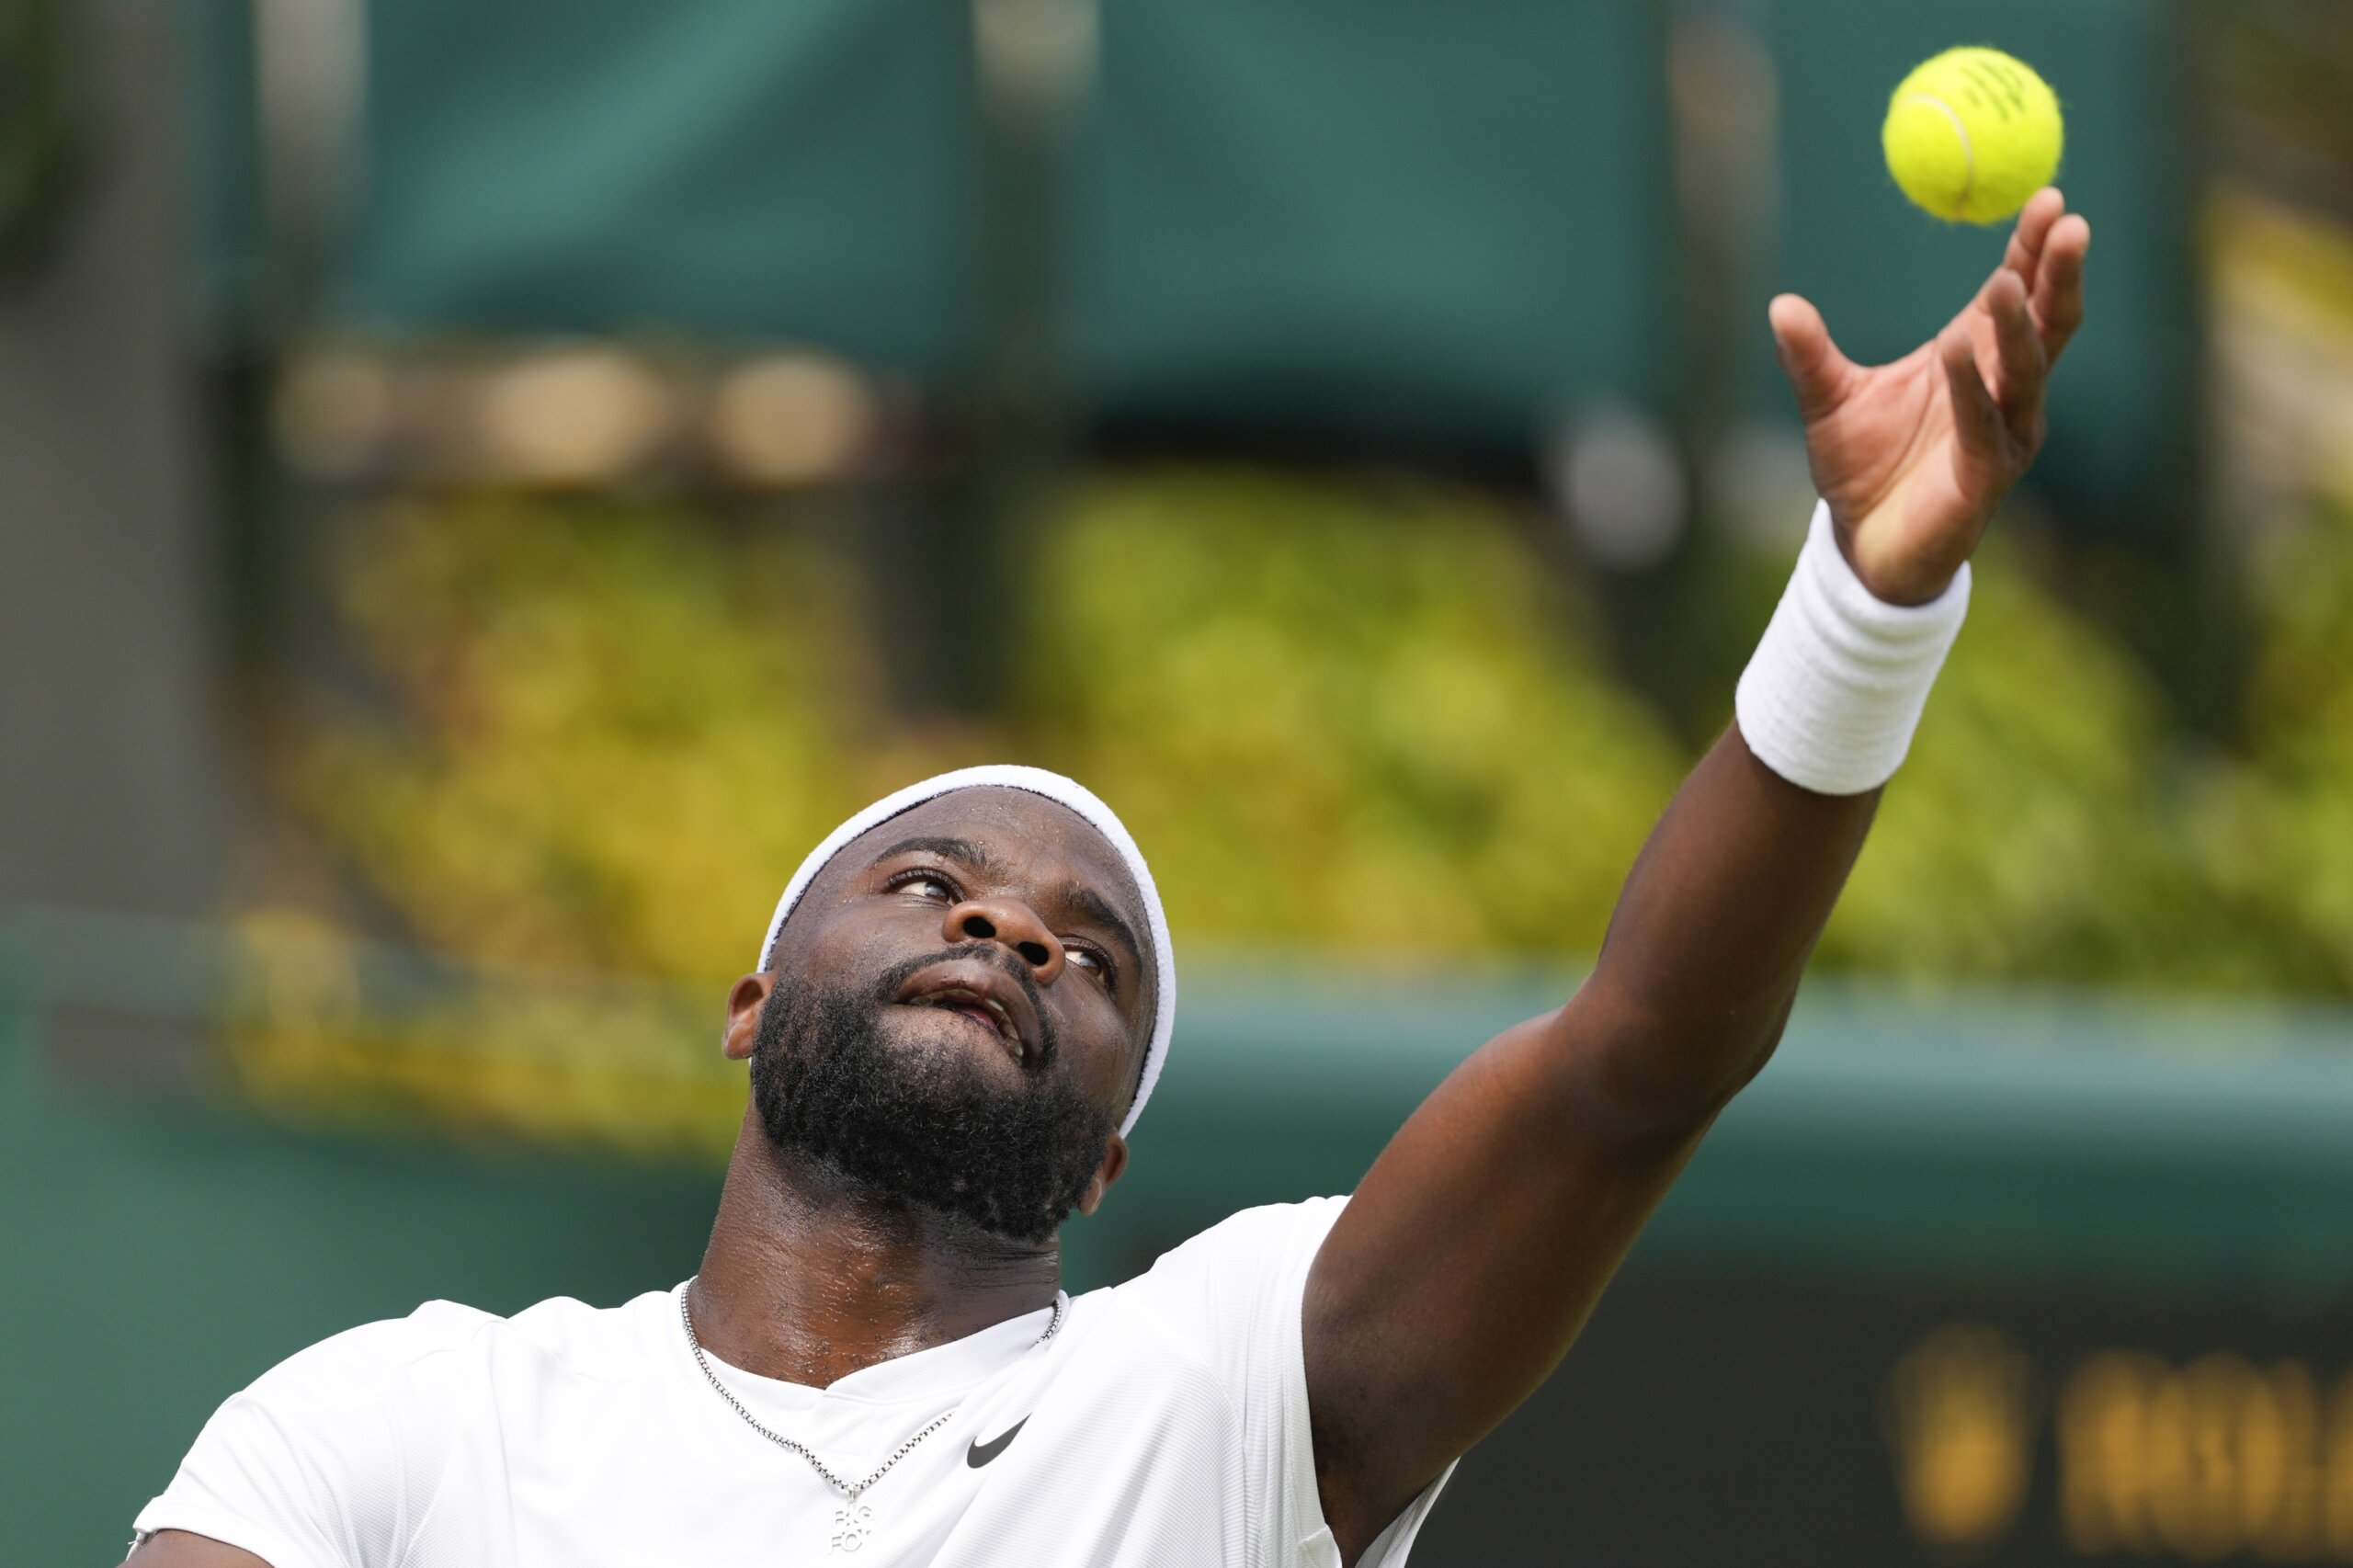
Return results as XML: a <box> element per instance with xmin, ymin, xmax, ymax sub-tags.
<box><xmin>1940</xmin><ymin>323</ymin><xmax>2013</xmax><ymax>481</ymax></box>
<box><xmin>2001</xmin><ymin>187</ymin><xmax>2090</xmax><ymax>364</ymax></box>
<box><xmin>2034</xmin><ymin>212</ymin><xmax>2090</xmax><ymax>364</ymax></box>
<box><xmin>1981</xmin><ymin>268</ymin><xmax>2047</xmax><ymax>447</ymax></box>
<box><xmin>1768</xmin><ymin>293</ymin><xmax>1859</xmax><ymax>422</ymax></box>
<box><xmin>1999</xmin><ymin>187</ymin><xmax>2067</xmax><ymax>290</ymax></box>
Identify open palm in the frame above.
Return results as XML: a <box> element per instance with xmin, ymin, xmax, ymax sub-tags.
<box><xmin>1770</xmin><ymin>187</ymin><xmax>2091</xmax><ymax>605</ymax></box>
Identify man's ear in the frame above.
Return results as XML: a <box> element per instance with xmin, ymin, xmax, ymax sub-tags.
<box><xmin>1076</xmin><ymin>1133</ymin><xmax>1130</xmax><ymax>1217</ymax></box>
<box><xmin>722</xmin><ymin>973</ymin><xmax>775</xmax><ymax>1061</ymax></box>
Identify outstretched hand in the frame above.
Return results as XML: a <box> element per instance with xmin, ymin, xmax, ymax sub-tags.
<box><xmin>1769</xmin><ymin>187</ymin><xmax>2091</xmax><ymax>605</ymax></box>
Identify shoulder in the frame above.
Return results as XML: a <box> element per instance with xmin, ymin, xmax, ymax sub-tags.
<box><xmin>246</xmin><ymin>1300</ymin><xmax>497</xmax><ymax>1403</ymax></box>
<box><xmin>135</xmin><ymin>1288</ymin><xmax>687</xmax><ymax>1563</ymax></box>
<box><xmin>1139</xmin><ymin>1197</ymin><xmax>1351</xmax><ymax>1288</ymax></box>
<box><xmin>493</xmin><ymin>1284</ymin><xmax>686</xmax><ymax>1381</ymax></box>
<box><xmin>1092</xmin><ymin>1198</ymin><xmax>1349</xmax><ymax>1352</ymax></box>
<box><xmin>251</xmin><ymin>1283</ymin><xmax>682</xmax><ymax>1406</ymax></box>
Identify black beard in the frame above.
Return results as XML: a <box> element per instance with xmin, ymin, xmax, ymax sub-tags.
<box><xmin>748</xmin><ymin>947</ymin><xmax>1115</xmax><ymax>1244</ymax></box>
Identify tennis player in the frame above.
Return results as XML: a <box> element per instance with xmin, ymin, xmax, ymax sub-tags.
<box><xmin>128</xmin><ymin>190</ymin><xmax>2088</xmax><ymax>1567</ymax></box>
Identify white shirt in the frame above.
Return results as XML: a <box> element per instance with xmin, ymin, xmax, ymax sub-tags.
<box><xmin>134</xmin><ymin>1198</ymin><xmax>1454</xmax><ymax>1567</ymax></box>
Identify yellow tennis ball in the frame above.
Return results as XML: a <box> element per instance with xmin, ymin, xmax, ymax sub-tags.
<box><xmin>1882</xmin><ymin>47</ymin><xmax>2063</xmax><ymax>224</ymax></box>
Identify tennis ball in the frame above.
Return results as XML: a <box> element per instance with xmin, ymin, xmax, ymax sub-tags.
<box><xmin>1882</xmin><ymin>47</ymin><xmax>2063</xmax><ymax>224</ymax></box>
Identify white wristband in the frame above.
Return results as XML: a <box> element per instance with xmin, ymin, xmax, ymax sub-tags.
<box><xmin>1733</xmin><ymin>501</ymin><xmax>1971</xmax><ymax>795</ymax></box>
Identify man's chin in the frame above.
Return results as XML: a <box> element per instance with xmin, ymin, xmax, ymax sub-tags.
<box><xmin>750</xmin><ymin>979</ymin><xmax>1108</xmax><ymax>1244</ymax></box>
<box><xmin>881</xmin><ymin>1001</ymin><xmax>1031</xmax><ymax>1076</ymax></box>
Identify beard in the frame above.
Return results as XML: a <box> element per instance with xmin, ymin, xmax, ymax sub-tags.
<box><xmin>748</xmin><ymin>947</ymin><xmax>1116</xmax><ymax>1244</ymax></box>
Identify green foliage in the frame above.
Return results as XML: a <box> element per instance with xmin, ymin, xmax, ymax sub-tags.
<box><xmin>1817</xmin><ymin>533</ymin><xmax>2283</xmax><ymax>993</ymax></box>
<box><xmin>287</xmin><ymin>494</ymin><xmax>900</xmax><ymax>985</ymax></box>
<box><xmin>2196</xmin><ymin>496</ymin><xmax>2353</xmax><ymax>995</ymax></box>
<box><xmin>279</xmin><ymin>474</ymin><xmax>1686</xmax><ymax>979</ymax></box>
<box><xmin>1017</xmin><ymin>471</ymin><xmax>1685</xmax><ymax>956</ymax></box>
<box><xmin>222</xmin><ymin>909</ymin><xmax>741</xmax><ymax>1160</ymax></box>
<box><xmin>246</xmin><ymin>469</ymin><xmax>2353</xmax><ymax>1151</ymax></box>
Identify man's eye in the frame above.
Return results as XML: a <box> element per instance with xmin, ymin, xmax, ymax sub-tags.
<box><xmin>1063</xmin><ymin>946</ymin><xmax>1110</xmax><ymax>984</ymax></box>
<box><xmin>895</xmin><ymin>872</ymin><xmax>955</xmax><ymax>902</ymax></box>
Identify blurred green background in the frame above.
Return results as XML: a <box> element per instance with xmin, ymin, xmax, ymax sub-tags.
<box><xmin>6</xmin><ymin>0</ymin><xmax>2353</xmax><ymax>1562</ymax></box>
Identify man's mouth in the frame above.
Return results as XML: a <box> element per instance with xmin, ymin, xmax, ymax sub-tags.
<box><xmin>906</xmin><ymin>984</ymin><xmax>1028</xmax><ymax>1066</ymax></box>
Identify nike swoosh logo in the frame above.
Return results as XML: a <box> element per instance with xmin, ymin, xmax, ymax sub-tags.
<box><xmin>966</xmin><ymin>1416</ymin><xmax>1029</xmax><ymax>1468</ymax></box>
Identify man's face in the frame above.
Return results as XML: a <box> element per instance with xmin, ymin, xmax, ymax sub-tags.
<box><xmin>733</xmin><ymin>788</ymin><xmax>1154</xmax><ymax>1242</ymax></box>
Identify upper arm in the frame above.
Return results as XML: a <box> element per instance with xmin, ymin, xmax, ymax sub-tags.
<box><xmin>1302</xmin><ymin>995</ymin><xmax>1717</xmax><ymax>1559</ymax></box>
<box><xmin>124</xmin><ymin>1529</ymin><xmax>277</xmax><ymax>1568</ymax></box>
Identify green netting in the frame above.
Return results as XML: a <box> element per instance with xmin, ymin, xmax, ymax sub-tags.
<box><xmin>177</xmin><ymin>0</ymin><xmax>2192</xmax><ymax>479</ymax></box>
<box><xmin>1071</xmin><ymin>0</ymin><xmax>1676</xmax><ymax>440</ymax></box>
<box><xmin>353</xmin><ymin>0</ymin><xmax>982</xmax><ymax>368</ymax></box>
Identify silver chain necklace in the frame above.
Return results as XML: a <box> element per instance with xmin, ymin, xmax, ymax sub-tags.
<box><xmin>679</xmin><ymin>1278</ymin><xmax>1064</xmax><ymax>1555</ymax></box>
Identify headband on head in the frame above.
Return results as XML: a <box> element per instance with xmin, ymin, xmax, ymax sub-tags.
<box><xmin>755</xmin><ymin>765</ymin><xmax>1176</xmax><ymax>1139</ymax></box>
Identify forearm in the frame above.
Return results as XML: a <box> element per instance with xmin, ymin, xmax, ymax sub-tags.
<box><xmin>1568</xmin><ymin>502</ymin><xmax>1972</xmax><ymax>1122</ymax></box>
<box><xmin>1573</xmin><ymin>725</ymin><xmax>1876</xmax><ymax>1116</ymax></box>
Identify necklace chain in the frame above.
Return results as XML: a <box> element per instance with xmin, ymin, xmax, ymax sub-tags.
<box><xmin>678</xmin><ymin>1278</ymin><xmax>1063</xmax><ymax>1502</ymax></box>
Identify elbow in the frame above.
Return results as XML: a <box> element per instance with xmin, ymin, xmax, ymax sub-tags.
<box><xmin>1555</xmin><ymin>982</ymin><xmax>1795</xmax><ymax>1140</ymax></box>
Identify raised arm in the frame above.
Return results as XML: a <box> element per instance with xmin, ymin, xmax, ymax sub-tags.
<box><xmin>1303</xmin><ymin>189</ymin><xmax>2090</xmax><ymax>1562</ymax></box>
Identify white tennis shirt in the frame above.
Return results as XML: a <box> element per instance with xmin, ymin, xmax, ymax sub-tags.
<box><xmin>134</xmin><ymin>1198</ymin><xmax>1454</xmax><ymax>1567</ymax></box>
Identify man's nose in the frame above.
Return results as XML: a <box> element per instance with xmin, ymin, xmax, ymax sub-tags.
<box><xmin>943</xmin><ymin>896</ymin><xmax>1065</xmax><ymax>983</ymax></box>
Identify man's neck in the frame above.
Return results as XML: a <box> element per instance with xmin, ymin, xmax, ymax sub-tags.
<box><xmin>689</xmin><ymin>1115</ymin><xmax>1063</xmax><ymax>1388</ymax></box>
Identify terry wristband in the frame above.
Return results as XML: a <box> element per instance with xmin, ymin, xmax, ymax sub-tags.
<box><xmin>1733</xmin><ymin>500</ymin><xmax>1971</xmax><ymax>796</ymax></box>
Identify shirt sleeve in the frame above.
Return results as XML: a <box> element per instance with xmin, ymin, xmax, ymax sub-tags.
<box><xmin>1121</xmin><ymin>1198</ymin><xmax>1457</xmax><ymax>1568</ymax></box>
<box><xmin>131</xmin><ymin>1302</ymin><xmax>490</xmax><ymax>1568</ymax></box>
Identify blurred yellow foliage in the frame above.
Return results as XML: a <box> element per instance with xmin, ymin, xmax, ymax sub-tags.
<box><xmin>1824</xmin><ymin>535</ymin><xmax>2256</xmax><ymax>991</ymax></box>
<box><xmin>288</xmin><ymin>495</ymin><xmax>893</xmax><ymax>984</ymax></box>
<box><xmin>224</xmin><ymin>907</ymin><xmax>744</xmax><ymax>1159</ymax></box>
<box><xmin>239</xmin><ymin>467</ymin><xmax>2353</xmax><ymax>1150</ymax></box>
<box><xmin>1016</xmin><ymin>471</ymin><xmax>1685</xmax><ymax>957</ymax></box>
<box><xmin>2199</xmin><ymin>494</ymin><xmax>2353</xmax><ymax>994</ymax></box>
<box><xmin>283</xmin><ymin>472</ymin><xmax>1686</xmax><ymax>985</ymax></box>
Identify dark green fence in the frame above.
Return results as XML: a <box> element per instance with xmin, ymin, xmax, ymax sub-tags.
<box><xmin>1073</xmin><ymin>0</ymin><xmax>1675</xmax><ymax>446</ymax></box>
<box><xmin>356</xmin><ymin>0</ymin><xmax>981</xmax><ymax>369</ymax></box>
<box><xmin>175</xmin><ymin>0</ymin><xmax>2194</xmax><ymax>492</ymax></box>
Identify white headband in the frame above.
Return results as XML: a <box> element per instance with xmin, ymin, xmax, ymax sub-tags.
<box><xmin>755</xmin><ymin>765</ymin><xmax>1176</xmax><ymax>1138</ymax></box>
